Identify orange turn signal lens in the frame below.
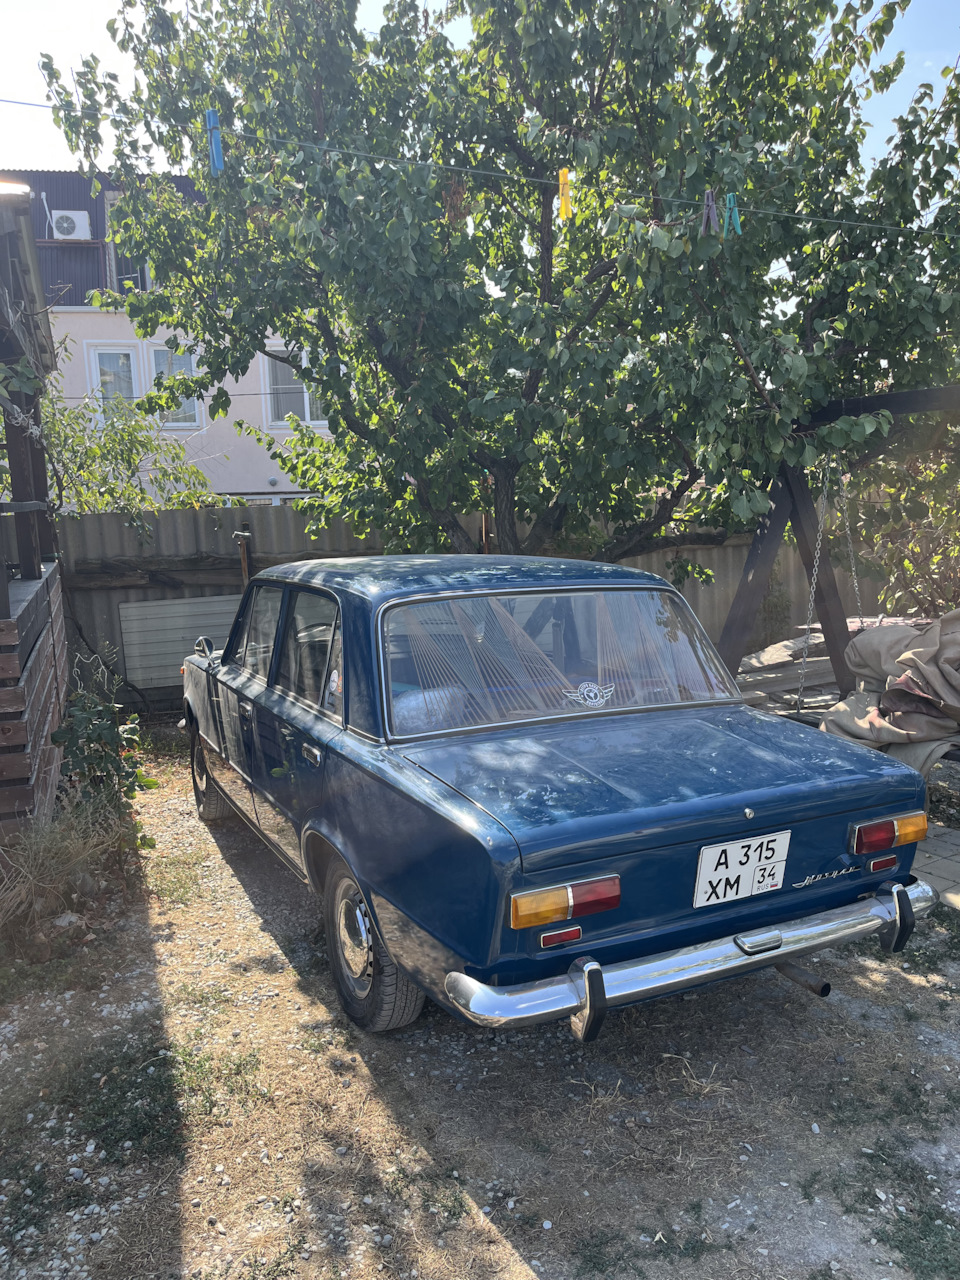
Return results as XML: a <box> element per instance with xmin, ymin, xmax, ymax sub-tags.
<box><xmin>510</xmin><ymin>875</ymin><xmax>621</xmax><ymax>930</ymax></box>
<box><xmin>851</xmin><ymin>811</ymin><xmax>927</xmax><ymax>857</ymax></box>
<box><xmin>895</xmin><ymin>812</ymin><xmax>927</xmax><ymax>846</ymax></box>
<box><xmin>510</xmin><ymin>885</ymin><xmax>570</xmax><ymax>930</ymax></box>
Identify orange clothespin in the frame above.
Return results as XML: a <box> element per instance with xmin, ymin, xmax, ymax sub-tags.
<box><xmin>558</xmin><ymin>168</ymin><xmax>572</xmax><ymax>220</ymax></box>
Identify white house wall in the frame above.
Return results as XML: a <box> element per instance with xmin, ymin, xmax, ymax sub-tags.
<box><xmin>51</xmin><ymin>307</ymin><xmax>310</xmax><ymax>502</ymax></box>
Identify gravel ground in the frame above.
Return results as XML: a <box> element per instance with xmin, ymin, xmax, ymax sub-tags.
<box><xmin>2</xmin><ymin>747</ymin><xmax>960</xmax><ymax>1280</ymax></box>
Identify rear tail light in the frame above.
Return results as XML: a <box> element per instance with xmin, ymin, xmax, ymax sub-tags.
<box><xmin>510</xmin><ymin>875</ymin><xmax>621</xmax><ymax>929</ymax></box>
<box><xmin>850</xmin><ymin>811</ymin><xmax>927</xmax><ymax>858</ymax></box>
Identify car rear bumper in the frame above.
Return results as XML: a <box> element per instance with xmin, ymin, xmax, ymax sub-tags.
<box><xmin>443</xmin><ymin>878</ymin><xmax>939</xmax><ymax>1042</ymax></box>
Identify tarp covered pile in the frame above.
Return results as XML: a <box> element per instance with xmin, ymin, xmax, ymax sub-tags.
<box><xmin>820</xmin><ymin>611</ymin><xmax>960</xmax><ymax>776</ymax></box>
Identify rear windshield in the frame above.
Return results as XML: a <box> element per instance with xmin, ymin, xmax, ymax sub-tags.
<box><xmin>382</xmin><ymin>589</ymin><xmax>739</xmax><ymax>737</ymax></box>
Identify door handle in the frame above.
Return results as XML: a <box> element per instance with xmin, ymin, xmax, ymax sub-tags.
<box><xmin>239</xmin><ymin>701</ymin><xmax>253</xmax><ymax>721</ymax></box>
<box><xmin>301</xmin><ymin>743</ymin><xmax>323</xmax><ymax>767</ymax></box>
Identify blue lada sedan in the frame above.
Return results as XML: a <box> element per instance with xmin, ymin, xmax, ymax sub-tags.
<box><xmin>181</xmin><ymin>555</ymin><xmax>937</xmax><ymax>1041</ymax></box>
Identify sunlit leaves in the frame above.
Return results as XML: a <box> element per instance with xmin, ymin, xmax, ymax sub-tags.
<box><xmin>39</xmin><ymin>0</ymin><xmax>960</xmax><ymax>563</ymax></box>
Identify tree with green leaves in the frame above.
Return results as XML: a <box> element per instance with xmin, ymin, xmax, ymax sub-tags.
<box><xmin>41</xmin><ymin>376</ymin><xmax>221</xmax><ymax>529</ymax></box>
<box><xmin>43</xmin><ymin>0</ymin><xmax>960</xmax><ymax>561</ymax></box>
<box><xmin>849</xmin><ymin>417</ymin><xmax>960</xmax><ymax>616</ymax></box>
<box><xmin>2</xmin><ymin>349</ymin><xmax>219</xmax><ymax>529</ymax></box>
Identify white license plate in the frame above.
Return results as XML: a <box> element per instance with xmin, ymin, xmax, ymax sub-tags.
<box><xmin>693</xmin><ymin>830</ymin><xmax>791</xmax><ymax>908</ymax></box>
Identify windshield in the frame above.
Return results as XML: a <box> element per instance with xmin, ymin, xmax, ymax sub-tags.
<box><xmin>382</xmin><ymin>588</ymin><xmax>739</xmax><ymax>737</ymax></box>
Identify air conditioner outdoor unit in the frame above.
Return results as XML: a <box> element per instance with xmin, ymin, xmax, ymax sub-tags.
<box><xmin>51</xmin><ymin>210</ymin><xmax>92</xmax><ymax>241</ymax></box>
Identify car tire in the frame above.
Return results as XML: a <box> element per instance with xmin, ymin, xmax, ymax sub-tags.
<box><xmin>323</xmin><ymin>856</ymin><xmax>425</xmax><ymax>1032</ymax></box>
<box><xmin>190</xmin><ymin>732</ymin><xmax>231</xmax><ymax>823</ymax></box>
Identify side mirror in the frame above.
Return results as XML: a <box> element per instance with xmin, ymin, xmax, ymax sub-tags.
<box><xmin>195</xmin><ymin>636</ymin><xmax>215</xmax><ymax>659</ymax></box>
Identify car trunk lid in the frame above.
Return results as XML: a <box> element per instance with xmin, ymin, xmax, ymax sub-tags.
<box><xmin>401</xmin><ymin>705</ymin><xmax>924</xmax><ymax>929</ymax></box>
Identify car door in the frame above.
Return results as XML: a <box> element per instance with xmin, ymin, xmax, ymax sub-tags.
<box><xmin>252</xmin><ymin>589</ymin><xmax>344</xmax><ymax>866</ymax></box>
<box><xmin>213</xmin><ymin>583</ymin><xmax>284</xmax><ymax>821</ymax></box>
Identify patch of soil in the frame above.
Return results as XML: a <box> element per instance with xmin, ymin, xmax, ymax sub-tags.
<box><xmin>928</xmin><ymin>759</ymin><xmax>960</xmax><ymax>829</ymax></box>
<box><xmin>2</xmin><ymin>752</ymin><xmax>959</xmax><ymax>1280</ymax></box>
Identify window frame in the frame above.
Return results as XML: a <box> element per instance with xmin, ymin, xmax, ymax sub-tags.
<box><xmin>263</xmin><ymin>350</ymin><xmax>327</xmax><ymax>429</ymax></box>
<box><xmin>92</xmin><ymin>345</ymin><xmax>138</xmax><ymax>405</ymax></box>
<box><xmin>376</xmin><ymin>585</ymin><xmax>743</xmax><ymax>743</ymax></box>
<box><xmin>271</xmin><ymin>586</ymin><xmax>343</xmax><ymax>722</ymax></box>
<box><xmin>150</xmin><ymin>345</ymin><xmax>201</xmax><ymax>429</ymax></box>
<box><xmin>221</xmin><ymin>584</ymin><xmax>284</xmax><ymax>682</ymax></box>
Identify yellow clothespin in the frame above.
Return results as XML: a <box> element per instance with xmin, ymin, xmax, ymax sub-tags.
<box><xmin>558</xmin><ymin>168</ymin><xmax>572</xmax><ymax>221</ymax></box>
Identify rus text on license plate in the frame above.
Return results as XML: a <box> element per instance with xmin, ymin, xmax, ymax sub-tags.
<box><xmin>693</xmin><ymin>831</ymin><xmax>791</xmax><ymax>909</ymax></box>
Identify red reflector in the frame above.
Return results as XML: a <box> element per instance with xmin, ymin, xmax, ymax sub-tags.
<box><xmin>570</xmin><ymin>875</ymin><xmax>620</xmax><ymax>917</ymax></box>
<box><xmin>868</xmin><ymin>854</ymin><xmax>899</xmax><ymax>873</ymax></box>
<box><xmin>540</xmin><ymin>925</ymin><xmax>582</xmax><ymax>949</ymax></box>
<box><xmin>855</xmin><ymin>819</ymin><xmax>897</xmax><ymax>857</ymax></box>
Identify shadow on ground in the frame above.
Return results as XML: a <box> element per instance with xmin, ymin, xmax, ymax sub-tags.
<box><xmin>203</xmin><ymin>813</ymin><xmax>960</xmax><ymax>1280</ymax></box>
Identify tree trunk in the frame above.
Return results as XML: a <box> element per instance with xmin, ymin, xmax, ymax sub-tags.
<box><xmin>490</xmin><ymin>464</ymin><xmax>521</xmax><ymax>555</ymax></box>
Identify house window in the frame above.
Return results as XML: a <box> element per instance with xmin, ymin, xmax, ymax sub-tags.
<box><xmin>153</xmin><ymin>348</ymin><xmax>199</xmax><ymax>427</ymax></box>
<box><xmin>267</xmin><ymin>355</ymin><xmax>325</xmax><ymax>426</ymax></box>
<box><xmin>96</xmin><ymin>350</ymin><xmax>135</xmax><ymax>402</ymax></box>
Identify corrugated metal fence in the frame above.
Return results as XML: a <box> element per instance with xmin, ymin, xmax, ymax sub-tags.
<box><xmin>55</xmin><ymin>506</ymin><xmax>878</xmax><ymax>707</ymax></box>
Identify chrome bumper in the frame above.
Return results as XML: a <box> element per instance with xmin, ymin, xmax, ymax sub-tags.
<box><xmin>444</xmin><ymin>879</ymin><xmax>939</xmax><ymax>1042</ymax></box>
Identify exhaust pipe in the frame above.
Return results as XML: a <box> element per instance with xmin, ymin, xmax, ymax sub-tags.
<box><xmin>775</xmin><ymin>960</ymin><xmax>831</xmax><ymax>998</ymax></box>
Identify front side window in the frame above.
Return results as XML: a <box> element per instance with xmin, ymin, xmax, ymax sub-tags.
<box><xmin>275</xmin><ymin>591</ymin><xmax>338</xmax><ymax>706</ymax></box>
<box><xmin>153</xmin><ymin>348</ymin><xmax>198</xmax><ymax>426</ymax></box>
<box><xmin>267</xmin><ymin>355</ymin><xmax>325</xmax><ymax>425</ymax></box>
<box><xmin>383</xmin><ymin>589</ymin><xmax>739</xmax><ymax>737</ymax></box>
<box><xmin>96</xmin><ymin>350</ymin><xmax>135</xmax><ymax>402</ymax></box>
<box><xmin>236</xmin><ymin>586</ymin><xmax>283</xmax><ymax>681</ymax></box>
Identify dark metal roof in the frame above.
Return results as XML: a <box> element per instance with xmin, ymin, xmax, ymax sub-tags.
<box><xmin>257</xmin><ymin>554</ymin><xmax>669</xmax><ymax>603</ymax></box>
<box><xmin>0</xmin><ymin>170</ymin><xmax>198</xmax><ymax>307</ymax></box>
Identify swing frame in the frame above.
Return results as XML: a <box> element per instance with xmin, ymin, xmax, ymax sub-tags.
<box><xmin>716</xmin><ymin>384</ymin><xmax>960</xmax><ymax>694</ymax></box>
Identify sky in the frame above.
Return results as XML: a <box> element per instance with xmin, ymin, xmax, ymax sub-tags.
<box><xmin>0</xmin><ymin>0</ymin><xmax>957</xmax><ymax>173</ymax></box>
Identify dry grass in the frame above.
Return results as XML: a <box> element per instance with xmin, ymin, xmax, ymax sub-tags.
<box><xmin>0</xmin><ymin>792</ymin><xmax>131</xmax><ymax>935</ymax></box>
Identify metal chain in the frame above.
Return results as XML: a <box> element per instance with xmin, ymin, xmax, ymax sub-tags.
<box><xmin>840</xmin><ymin>468</ymin><xmax>865</xmax><ymax>633</ymax></box>
<box><xmin>797</xmin><ymin>462</ymin><xmax>831</xmax><ymax>713</ymax></box>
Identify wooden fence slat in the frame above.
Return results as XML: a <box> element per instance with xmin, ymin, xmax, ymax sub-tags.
<box><xmin>0</xmin><ymin>695</ymin><xmax>60</xmax><ymax>821</ymax></box>
<box><xmin>0</xmin><ymin>752</ymin><xmax>33</xmax><ymax>781</ymax></box>
<box><xmin>0</xmin><ymin>653</ymin><xmax>21</xmax><ymax>680</ymax></box>
<box><xmin>0</xmin><ymin>619</ymin><xmax>54</xmax><ymax>713</ymax></box>
<box><xmin>0</xmin><ymin>719</ymin><xmax>29</xmax><ymax>748</ymax></box>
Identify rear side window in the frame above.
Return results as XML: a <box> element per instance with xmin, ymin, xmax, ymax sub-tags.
<box><xmin>239</xmin><ymin>586</ymin><xmax>283</xmax><ymax>681</ymax></box>
<box><xmin>274</xmin><ymin>591</ymin><xmax>338</xmax><ymax>706</ymax></box>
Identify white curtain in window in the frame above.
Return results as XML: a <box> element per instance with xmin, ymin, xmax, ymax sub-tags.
<box><xmin>97</xmin><ymin>351</ymin><xmax>134</xmax><ymax>401</ymax></box>
<box><xmin>268</xmin><ymin>357</ymin><xmax>323</xmax><ymax>423</ymax></box>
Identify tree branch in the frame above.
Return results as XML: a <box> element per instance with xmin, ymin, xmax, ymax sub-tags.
<box><xmin>564</xmin><ymin>276</ymin><xmax>615</xmax><ymax>347</ymax></box>
<box><xmin>600</xmin><ymin>527</ymin><xmax>727</xmax><ymax>564</ymax></box>
<box><xmin>521</xmin><ymin>498</ymin><xmax>568</xmax><ymax>556</ymax></box>
<box><xmin>413</xmin><ymin>480</ymin><xmax>476</xmax><ymax>554</ymax></box>
<box><xmin>728</xmin><ymin>331</ymin><xmax>779</xmax><ymax>413</ymax></box>
<box><xmin>598</xmin><ymin>437</ymin><xmax>707</xmax><ymax>562</ymax></box>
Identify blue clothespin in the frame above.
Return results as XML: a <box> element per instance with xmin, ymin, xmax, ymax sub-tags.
<box><xmin>701</xmin><ymin>188</ymin><xmax>720</xmax><ymax>235</ymax></box>
<box><xmin>723</xmin><ymin>192</ymin><xmax>742</xmax><ymax>238</ymax></box>
<box><xmin>206</xmin><ymin>108</ymin><xmax>224</xmax><ymax>176</ymax></box>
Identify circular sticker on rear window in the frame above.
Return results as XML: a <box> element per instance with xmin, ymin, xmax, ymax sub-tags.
<box><xmin>563</xmin><ymin>681</ymin><xmax>614</xmax><ymax>708</ymax></box>
<box><xmin>328</xmin><ymin>668</ymin><xmax>340</xmax><ymax>695</ymax></box>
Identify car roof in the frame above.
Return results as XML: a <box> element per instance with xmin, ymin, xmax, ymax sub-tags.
<box><xmin>257</xmin><ymin>554</ymin><xmax>669</xmax><ymax>604</ymax></box>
